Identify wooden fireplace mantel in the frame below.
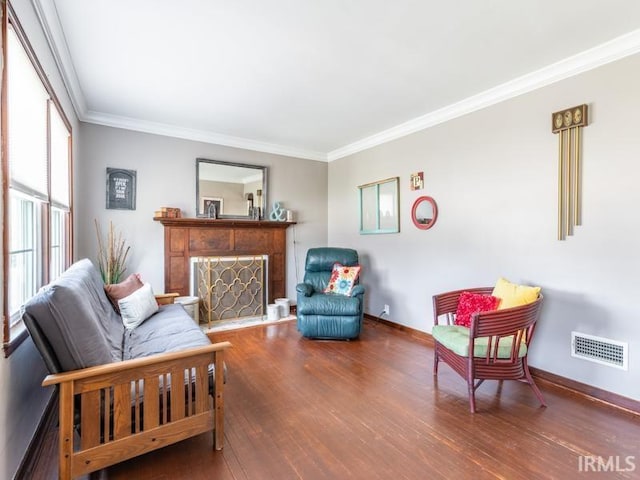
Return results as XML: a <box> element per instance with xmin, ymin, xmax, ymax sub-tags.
<box><xmin>154</xmin><ymin>217</ymin><xmax>295</xmax><ymax>301</ymax></box>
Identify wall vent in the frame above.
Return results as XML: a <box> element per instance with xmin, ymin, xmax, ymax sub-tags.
<box><xmin>571</xmin><ymin>332</ymin><xmax>628</xmax><ymax>370</ymax></box>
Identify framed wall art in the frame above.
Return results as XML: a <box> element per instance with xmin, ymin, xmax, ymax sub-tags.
<box><xmin>358</xmin><ymin>177</ymin><xmax>399</xmax><ymax>234</ymax></box>
<box><xmin>106</xmin><ymin>168</ymin><xmax>136</xmax><ymax>210</ymax></box>
<box><xmin>410</xmin><ymin>171</ymin><xmax>424</xmax><ymax>190</ymax></box>
<box><xmin>201</xmin><ymin>196</ymin><xmax>224</xmax><ymax>216</ymax></box>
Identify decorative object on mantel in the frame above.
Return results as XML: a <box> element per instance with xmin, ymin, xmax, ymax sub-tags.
<box><xmin>359</xmin><ymin>177</ymin><xmax>400</xmax><ymax>234</ymax></box>
<box><xmin>410</xmin><ymin>172</ymin><xmax>424</xmax><ymax>190</ymax></box>
<box><xmin>552</xmin><ymin>104</ymin><xmax>588</xmax><ymax>240</ymax></box>
<box><xmin>269</xmin><ymin>201</ymin><xmax>287</xmax><ymax>221</ymax></box>
<box><xmin>106</xmin><ymin>168</ymin><xmax>136</xmax><ymax>210</ymax></box>
<box><xmin>153</xmin><ymin>207</ymin><xmax>182</xmax><ymax>219</ymax></box>
<box><xmin>286</xmin><ymin>209</ymin><xmax>295</xmax><ymax>222</ymax></box>
<box><xmin>201</xmin><ymin>197</ymin><xmax>223</xmax><ymax>218</ymax></box>
<box><xmin>94</xmin><ymin>219</ymin><xmax>130</xmax><ymax>284</ymax></box>
<box><xmin>256</xmin><ymin>189</ymin><xmax>263</xmax><ymax>219</ymax></box>
<box><xmin>411</xmin><ymin>196</ymin><xmax>438</xmax><ymax>230</ymax></box>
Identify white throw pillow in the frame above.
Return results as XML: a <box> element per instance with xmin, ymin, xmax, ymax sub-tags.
<box><xmin>118</xmin><ymin>283</ymin><xmax>159</xmax><ymax>329</ymax></box>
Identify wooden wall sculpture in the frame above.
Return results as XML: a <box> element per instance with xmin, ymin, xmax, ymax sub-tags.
<box><xmin>552</xmin><ymin>104</ymin><xmax>588</xmax><ymax>240</ymax></box>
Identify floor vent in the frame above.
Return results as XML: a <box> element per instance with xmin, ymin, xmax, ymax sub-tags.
<box><xmin>571</xmin><ymin>332</ymin><xmax>628</xmax><ymax>370</ymax></box>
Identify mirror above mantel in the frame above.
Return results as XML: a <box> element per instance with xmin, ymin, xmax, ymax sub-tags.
<box><xmin>196</xmin><ymin>158</ymin><xmax>267</xmax><ymax>219</ymax></box>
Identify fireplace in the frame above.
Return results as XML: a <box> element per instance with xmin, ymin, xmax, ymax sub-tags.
<box><xmin>155</xmin><ymin>218</ymin><xmax>295</xmax><ymax>325</ymax></box>
<box><xmin>191</xmin><ymin>255</ymin><xmax>268</xmax><ymax>326</ymax></box>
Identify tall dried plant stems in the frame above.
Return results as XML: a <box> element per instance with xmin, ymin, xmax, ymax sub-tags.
<box><xmin>95</xmin><ymin>219</ymin><xmax>130</xmax><ymax>284</ymax></box>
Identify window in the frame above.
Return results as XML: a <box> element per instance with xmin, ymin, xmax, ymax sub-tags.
<box><xmin>2</xmin><ymin>4</ymin><xmax>73</xmax><ymax>354</ymax></box>
<box><xmin>358</xmin><ymin>177</ymin><xmax>400</xmax><ymax>234</ymax></box>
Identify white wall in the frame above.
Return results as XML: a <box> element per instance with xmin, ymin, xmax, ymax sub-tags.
<box><xmin>0</xmin><ymin>1</ymin><xmax>79</xmax><ymax>478</ymax></box>
<box><xmin>75</xmin><ymin>123</ymin><xmax>328</xmax><ymax>299</ymax></box>
<box><xmin>328</xmin><ymin>53</ymin><xmax>640</xmax><ymax>401</ymax></box>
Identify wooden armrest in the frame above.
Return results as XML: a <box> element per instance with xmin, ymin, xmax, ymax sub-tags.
<box><xmin>42</xmin><ymin>341</ymin><xmax>232</xmax><ymax>387</ymax></box>
<box><xmin>155</xmin><ymin>292</ymin><xmax>180</xmax><ymax>305</ymax></box>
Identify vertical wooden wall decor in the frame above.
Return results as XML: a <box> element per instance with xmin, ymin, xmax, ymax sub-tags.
<box><xmin>552</xmin><ymin>104</ymin><xmax>588</xmax><ymax>240</ymax></box>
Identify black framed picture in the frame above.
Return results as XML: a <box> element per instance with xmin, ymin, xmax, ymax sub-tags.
<box><xmin>106</xmin><ymin>168</ymin><xmax>137</xmax><ymax>210</ymax></box>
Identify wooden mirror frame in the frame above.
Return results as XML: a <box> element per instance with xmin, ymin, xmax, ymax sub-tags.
<box><xmin>411</xmin><ymin>196</ymin><xmax>438</xmax><ymax>230</ymax></box>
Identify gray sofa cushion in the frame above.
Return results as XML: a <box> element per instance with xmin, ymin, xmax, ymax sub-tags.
<box><xmin>23</xmin><ymin>258</ymin><xmax>214</xmax><ymax>378</ymax></box>
<box><xmin>123</xmin><ymin>303</ymin><xmax>210</xmax><ymax>360</ymax></box>
<box><xmin>22</xmin><ymin>258</ymin><xmax>124</xmax><ymax>372</ymax></box>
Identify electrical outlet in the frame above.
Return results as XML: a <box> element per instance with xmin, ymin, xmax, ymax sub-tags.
<box><xmin>383</xmin><ymin>304</ymin><xmax>390</xmax><ymax>315</ymax></box>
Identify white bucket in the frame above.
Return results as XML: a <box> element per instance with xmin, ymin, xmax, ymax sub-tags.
<box><xmin>274</xmin><ymin>298</ymin><xmax>291</xmax><ymax>317</ymax></box>
<box><xmin>267</xmin><ymin>303</ymin><xmax>280</xmax><ymax>321</ymax></box>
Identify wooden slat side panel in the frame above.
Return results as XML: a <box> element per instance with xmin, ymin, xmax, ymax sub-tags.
<box><xmin>143</xmin><ymin>375</ymin><xmax>160</xmax><ymax>430</ymax></box>
<box><xmin>195</xmin><ymin>364</ymin><xmax>209</xmax><ymax>415</ymax></box>
<box><xmin>214</xmin><ymin>349</ymin><xmax>225</xmax><ymax>450</ymax></box>
<box><xmin>170</xmin><ymin>368</ymin><xmax>185</xmax><ymax>422</ymax></box>
<box><xmin>80</xmin><ymin>390</ymin><xmax>101</xmax><ymax>450</ymax></box>
<box><xmin>48</xmin><ymin>343</ymin><xmax>230</xmax><ymax>478</ymax></box>
<box><xmin>58</xmin><ymin>382</ymin><xmax>74</xmax><ymax>480</ymax></box>
<box><xmin>113</xmin><ymin>383</ymin><xmax>131</xmax><ymax>440</ymax></box>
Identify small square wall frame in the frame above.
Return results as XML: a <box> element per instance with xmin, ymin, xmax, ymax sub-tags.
<box><xmin>359</xmin><ymin>177</ymin><xmax>399</xmax><ymax>234</ymax></box>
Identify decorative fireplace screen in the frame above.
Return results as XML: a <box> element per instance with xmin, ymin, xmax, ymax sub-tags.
<box><xmin>192</xmin><ymin>256</ymin><xmax>267</xmax><ymax>326</ymax></box>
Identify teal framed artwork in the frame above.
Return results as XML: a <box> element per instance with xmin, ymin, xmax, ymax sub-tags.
<box><xmin>358</xmin><ymin>177</ymin><xmax>399</xmax><ymax>234</ymax></box>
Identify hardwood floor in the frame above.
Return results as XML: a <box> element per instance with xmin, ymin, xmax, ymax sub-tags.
<box><xmin>29</xmin><ymin>319</ymin><xmax>640</xmax><ymax>479</ymax></box>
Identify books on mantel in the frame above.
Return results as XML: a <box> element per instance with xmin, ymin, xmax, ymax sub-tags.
<box><xmin>154</xmin><ymin>207</ymin><xmax>181</xmax><ymax>219</ymax></box>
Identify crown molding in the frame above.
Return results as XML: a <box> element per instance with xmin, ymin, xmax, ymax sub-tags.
<box><xmin>32</xmin><ymin>0</ymin><xmax>326</xmax><ymax>161</ymax></box>
<box><xmin>32</xmin><ymin>0</ymin><xmax>640</xmax><ymax>163</ymax></box>
<box><xmin>32</xmin><ymin>0</ymin><xmax>88</xmax><ymax>117</ymax></box>
<box><xmin>327</xmin><ymin>28</ymin><xmax>640</xmax><ymax>161</ymax></box>
<box><xmin>83</xmin><ymin>111</ymin><xmax>327</xmax><ymax>161</ymax></box>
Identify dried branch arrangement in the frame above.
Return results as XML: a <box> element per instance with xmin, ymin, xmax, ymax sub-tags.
<box><xmin>95</xmin><ymin>219</ymin><xmax>130</xmax><ymax>284</ymax></box>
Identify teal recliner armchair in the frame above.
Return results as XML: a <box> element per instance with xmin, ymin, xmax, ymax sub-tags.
<box><xmin>296</xmin><ymin>247</ymin><xmax>365</xmax><ymax>340</ymax></box>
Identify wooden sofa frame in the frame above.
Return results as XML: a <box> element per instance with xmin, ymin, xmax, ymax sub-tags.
<box><xmin>42</xmin><ymin>338</ymin><xmax>231</xmax><ymax>479</ymax></box>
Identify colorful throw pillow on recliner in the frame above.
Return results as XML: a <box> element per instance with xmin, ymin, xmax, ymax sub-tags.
<box><xmin>324</xmin><ymin>263</ymin><xmax>361</xmax><ymax>296</ymax></box>
<box><xmin>454</xmin><ymin>291</ymin><xmax>500</xmax><ymax>328</ymax></box>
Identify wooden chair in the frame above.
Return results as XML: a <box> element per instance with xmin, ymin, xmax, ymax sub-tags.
<box><xmin>432</xmin><ymin>287</ymin><xmax>545</xmax><ymax>413</ymax></box>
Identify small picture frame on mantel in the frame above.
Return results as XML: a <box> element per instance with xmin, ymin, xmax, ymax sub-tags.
<box><xmin>201</xmin><ymin>197</ymin><xmax>224</xmax><ymax>216</ymax></box>
<box><xmin>106</xmin><ymin>168</ymin><xmax>137</xmax><ymax>210</ymax></box>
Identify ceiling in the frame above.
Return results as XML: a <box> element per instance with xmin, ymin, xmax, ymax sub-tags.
<box><xmin>34</xmin><ymin>0</ymin><xmax>640</xmax><ymax>161</ymax></box>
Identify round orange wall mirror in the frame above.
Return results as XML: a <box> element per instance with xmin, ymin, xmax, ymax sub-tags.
<box><xmin>411</xmin><ymin>196</ymin><xmax>438</xmax><ymax>230</ymax></box>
